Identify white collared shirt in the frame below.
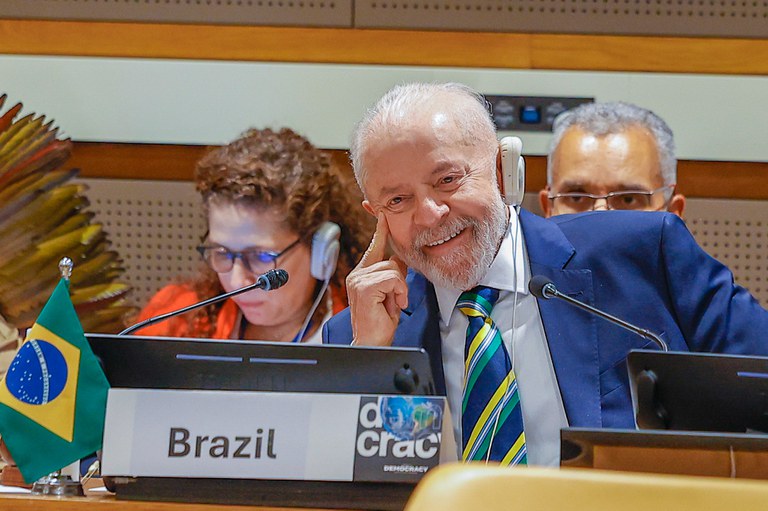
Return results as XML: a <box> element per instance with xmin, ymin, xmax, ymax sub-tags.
<box><xmin>433</xmin><ymin>207</ymin><xmax>568</xmax><ymax>466</ymax></box>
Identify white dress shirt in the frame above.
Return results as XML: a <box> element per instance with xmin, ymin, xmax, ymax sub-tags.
<box><xmin>433</xmin><ymin>207</ymin><xmax>569</xmax><ymax>466</ymax></box>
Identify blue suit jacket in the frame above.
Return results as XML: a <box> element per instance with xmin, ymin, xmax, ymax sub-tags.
<box><xmin>323</xmin><ymin>210</ymin><xmax>768</xmax><ymax>429</ymax></box>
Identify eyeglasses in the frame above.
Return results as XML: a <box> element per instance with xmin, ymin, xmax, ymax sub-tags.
<box><xmin>196</xmin><ymin>238</ymin><xmax>301</xmax><ymax>274</ymax></box>
<box><xmin>548</xmin><ymin>185</ymin><xmax>675</xmax><ymax>213</ymax></box>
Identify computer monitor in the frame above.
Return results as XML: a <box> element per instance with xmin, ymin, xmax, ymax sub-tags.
<box><xmin>86</xmin><ymin>333</ymin><xmax>436</xmax><ymax>396</ymax></box>
<box><xmin>627</xmin><ymin>349</ymin><xmax>768</xmax><ymax>433</ymax></box>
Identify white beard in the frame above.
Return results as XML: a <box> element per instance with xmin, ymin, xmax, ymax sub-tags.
<box><xmin>393</xmin><ymin>198</ymin><xmax>509</xmax><ymax>291</ymax></box>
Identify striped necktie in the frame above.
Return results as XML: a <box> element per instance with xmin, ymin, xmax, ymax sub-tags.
<box><xmin>458</xmin><ymin>286</ymin><xmax>527</xmax><ymax>465</ymax></box>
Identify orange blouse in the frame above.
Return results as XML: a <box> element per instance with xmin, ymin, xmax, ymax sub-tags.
<box><xmin>135</xmin><ymin>283</ymin><xmax>346</xmax><ymax>339</ymax></box>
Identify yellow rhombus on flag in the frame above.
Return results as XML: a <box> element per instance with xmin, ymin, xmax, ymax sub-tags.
<box><xmin>0</xmin><ymin>278</ymin><xmax>110</xmax><ymax>483</ymax></box>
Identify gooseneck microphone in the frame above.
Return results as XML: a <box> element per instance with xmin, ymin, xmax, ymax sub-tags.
<box><xmin>255</xmin><ymin>268</ymin><xmax>290</xmax><ymax>291</ymax></box>
<box><xmin>529</xmin><ymin>275</ymin><xmax>668</xmax><ymax>352</ymax></box>
<box><xmin>118</xmin><ymin>268</ymin><xmax>289</xmax><ymax>336</ymax></box>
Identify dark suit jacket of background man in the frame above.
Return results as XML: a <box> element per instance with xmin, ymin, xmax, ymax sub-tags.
<box><xmin>323</xmin><ymin>209</ymin><xmax>768</xmax><ymax>429</ymax></box>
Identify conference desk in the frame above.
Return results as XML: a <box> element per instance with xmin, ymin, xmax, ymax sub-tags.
<box><xmin>0</xmin><ymin>493</ymin><xmax>346</xmax><ymax>511</ymax></box>
<box><xmin>0</xmin><ymin>477</ymin><xmax>368</xmax><ymax>511</ymax></box>
<box><xmin>6</xmin><ymin>466</ymin><xmax>768</xmax><ymax>511</ymax></box>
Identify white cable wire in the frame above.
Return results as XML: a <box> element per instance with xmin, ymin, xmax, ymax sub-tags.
<box><xmin>295</xmin><ymin>277</ymin><xmax>331</xmax><ymax>343</ymax></box>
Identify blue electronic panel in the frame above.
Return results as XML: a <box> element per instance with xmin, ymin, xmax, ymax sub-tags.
<box><xmin>520</xmin><ymin>105</ymin><xmax>542</xmax><ymax>124</ymax></box>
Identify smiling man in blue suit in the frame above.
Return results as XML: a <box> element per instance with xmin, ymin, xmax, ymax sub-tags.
<box><xmin>323</xmin><ymin>82</ymin><xmax>768</xmax><ymax>467</ymax></box>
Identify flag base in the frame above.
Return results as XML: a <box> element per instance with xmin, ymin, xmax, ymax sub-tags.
<box><xmin>31</xmin><ymin>473</ymin><xmax>84</xmax><ymax>497</ymax></box>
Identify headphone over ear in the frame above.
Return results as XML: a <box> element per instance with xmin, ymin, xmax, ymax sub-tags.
<box><xmin>310</xmin><ymin>222</ymin><xmax>341</xmax><ymax>281</ymax></box>
<box><xmin>499</xmin><ymin>136</ymin><xmax>526</xmax><ymax>208</ymax></box>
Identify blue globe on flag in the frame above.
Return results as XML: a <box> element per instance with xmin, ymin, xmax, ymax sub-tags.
<box><xmin>380</xmin><ymin>396</ymin><xmax>442</xmax><ymax>441</ymax></box>
<box><xmin>5</xmin><ymin>339</ymin><xmax>68</xmax><ymax>405</ymax></box>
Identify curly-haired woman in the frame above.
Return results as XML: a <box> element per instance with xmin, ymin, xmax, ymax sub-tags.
<box><xmin>135</xmin><ymin>128</ymin><xmax>373</xmax><ymax>343</ymax></box>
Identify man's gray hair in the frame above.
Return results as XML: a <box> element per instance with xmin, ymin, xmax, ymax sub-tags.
<box><xmin>546</xmin><ymin>101</ymin><xmax>677</xmax><ymax>187</ymax></box>
<box><xmin>350</xmin><ymin>82</ymin><xmax>497</xmax><ymax>195</ymax></box>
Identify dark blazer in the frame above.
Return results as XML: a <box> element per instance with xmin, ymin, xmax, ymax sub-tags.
<box><xmin>323</xmin><ymin>210</ymin><xmax>768</xmax><ymax>429</ymax></box>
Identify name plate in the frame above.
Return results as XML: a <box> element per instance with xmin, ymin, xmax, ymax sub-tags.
<box><xmin>101</xmin><ymin>389</ymin><xmax>455</xmax><ymax>483</ymax></box>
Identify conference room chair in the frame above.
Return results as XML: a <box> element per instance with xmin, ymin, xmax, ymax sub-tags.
<box><xmin>404</xmin><ymin>462</ymin><xmax>768</xmax><ymax>511</ymax></box>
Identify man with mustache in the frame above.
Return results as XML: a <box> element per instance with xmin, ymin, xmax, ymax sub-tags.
<box><xmin>323</xmin><ymin>82</ymin><xmax>768</xmax><ymax>467</ymax></box>
<box><xmin>540</xmin><ymin>101</ymin><xmax>686</xmax><ymax>218</ymax></box>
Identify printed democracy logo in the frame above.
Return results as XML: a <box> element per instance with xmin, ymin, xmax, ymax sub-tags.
<box><xmin>379</xmin><ymin>396</ymin><xmax>442</xmax><ymax>441</ymax></box>
<box><xmin>354</xmin><ymin>396</ymin><xmax>443</xmax><ymax>482</ymax></box>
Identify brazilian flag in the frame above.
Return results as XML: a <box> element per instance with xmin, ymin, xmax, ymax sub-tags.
<box><xmin>0</xmin><ymin>279</ymin><xmax>109</xmax><ymax>483</ymax></box>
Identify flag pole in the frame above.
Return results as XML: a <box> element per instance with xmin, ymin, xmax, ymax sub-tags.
<box><xmin>30</xmin><ymin>257</ymin><xmax>85</xmax><ymax>498</ymax></box>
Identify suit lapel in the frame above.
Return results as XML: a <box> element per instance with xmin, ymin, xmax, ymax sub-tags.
<box><xmin>520</xmin><ymin>210</ymin><xmax>602</xmax><ymax>428</ymax></box>
<box><xmin>393</xmin><ymin>271</ymin><xmax>446</xmax><ymax>395</ymax></box>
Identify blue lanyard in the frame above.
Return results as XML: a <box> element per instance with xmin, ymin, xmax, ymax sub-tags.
<box><xmin>292</xmin><ymin>319</ymin><xmax>312</xmax><ymax>343</ymax></box>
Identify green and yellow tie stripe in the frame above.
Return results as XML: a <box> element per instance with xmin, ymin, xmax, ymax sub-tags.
<box><xmin>458</xmin><ymin>286</ymin><xmax>527</xmax><ymax>465</ymax></box>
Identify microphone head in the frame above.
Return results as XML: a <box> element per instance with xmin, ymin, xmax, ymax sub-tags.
<box><xmin>529</xmin><ymin>275</ymin><xmax>555</xmax><ymax>299</ymax></box>
<box><xmin>259</xmin><ymin>268</ymin><xmax>289</xmax><ymax>291</ymax></box>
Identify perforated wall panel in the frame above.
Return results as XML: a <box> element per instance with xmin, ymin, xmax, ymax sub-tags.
<box><xmin>77</xmin><ymin>178</ymin><xmax>207</xmax><ymax>308</ymax></box>
<box><xmin>1</xmin><ymin>0</ymin><xmax>765</xmax><ymax>36</ymax></box>
<box><xmin>686</xmin><ymin>198</ymin><xmax>768</xmax><ymax>305</ymax></box>
<box><xmin>0</xmin><ymin>0</ymin><xmax>351</xmax><ymax>27</ymax></box>
<box><xmin>354</xmin><ymin>0</ymin><xmax>767</xmax><ymax>37</ymax></box>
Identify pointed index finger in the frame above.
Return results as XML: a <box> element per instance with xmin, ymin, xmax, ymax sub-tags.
<box><xmin>359</xmin><ymin>213</ymin><xmax>390</xmax><ymax>268</ymax></box>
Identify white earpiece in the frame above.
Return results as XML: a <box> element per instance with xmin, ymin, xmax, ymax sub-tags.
<box><xmin>499</xmin><ymin>136</ymin><xmax>525</xmax><ymax>207</ymax></box>
<box><xmin>310</xmin><ymin>222</ymin><xmax>341</xmax><ymax>281</ymax></box>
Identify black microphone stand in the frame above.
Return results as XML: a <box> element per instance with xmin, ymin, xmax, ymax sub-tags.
<box><xmin>531</xmin><ymin>276</ymin><xmax>669</xmax><ymax>352</ymax></box>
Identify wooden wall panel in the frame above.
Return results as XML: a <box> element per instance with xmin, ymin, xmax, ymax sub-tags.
<box><xmin>0</xmin><ymin>20</ymin><xmax>531</xmax><ymax>68</ymax></box>
<box><xmin>71</xmin><ymin>142</ymin><xmax>208</xmax><ymax>182</ymax></box>
<box><xmin>529</xmin><ymin>34</ymin><xmax>768</xmax><ymax>75</ymax></box>
<box><xmin>70</xmin><ymin>142</ymin><xmax>768</xmax><ymax>200</ymax></box>
<box><xmin>1</xmin><ymin>19</ymin><xmax>767</xmax><ymax>75</ymax></box>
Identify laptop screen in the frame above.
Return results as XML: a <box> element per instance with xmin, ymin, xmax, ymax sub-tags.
<box><xmin>86</xmin><ymin>333</ymin><xmax>436</xmax><ymax>396</ymax></box>
<box><xmin>628</xmin><ymin>349</ymin><xmax>768</xmax><ymax>433</ymax></box>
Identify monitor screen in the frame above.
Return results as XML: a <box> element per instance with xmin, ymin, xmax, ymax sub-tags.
<box><xmin>627</xmin><ymin>349</ymin><xmax>768</xmax><ymax>433</ymax></box>
<box><xmin>86</xmin><ymin>333</ymin><xmax>436</xmax><ymax>396</ymax></box>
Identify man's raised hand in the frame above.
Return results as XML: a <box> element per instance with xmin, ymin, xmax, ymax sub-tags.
<box><xmin>346</xmin><ymin>213</ymin><xmax>408</xmax><ymax>346</ymax></box>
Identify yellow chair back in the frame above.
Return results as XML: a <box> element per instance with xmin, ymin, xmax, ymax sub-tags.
<box><xmin>405</xmin><ymin>463</ymin><xmax>768</xmax><ymax>511</ymax></box>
